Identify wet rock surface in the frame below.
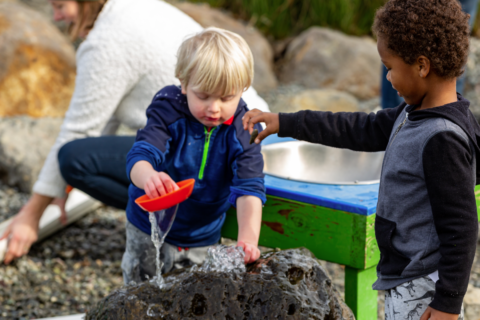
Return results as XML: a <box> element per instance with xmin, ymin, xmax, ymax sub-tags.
<box><xmin>86</xmin><ymin>248</ymin><xmax>354</xmax><ymax>320</ymax></box>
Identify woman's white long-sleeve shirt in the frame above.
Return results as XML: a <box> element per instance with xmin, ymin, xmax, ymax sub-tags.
<box><xmin>33</xmin><ymin>0</ymin><xmax>269</xmax><ymax>198</ymax></box>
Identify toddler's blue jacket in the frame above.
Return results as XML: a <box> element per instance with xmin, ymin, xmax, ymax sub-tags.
<box><xmin>126</xmin><ymin>85</ymin><xmax>266</xmax><ymax>247</ymax></box>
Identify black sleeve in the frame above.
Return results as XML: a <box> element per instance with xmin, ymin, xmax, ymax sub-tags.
<box><xmin>423</xmin><ymin>131</ymin><xmax>478</xmax><ymax>315</ymax></box>
<box><xmin>278</xmin><ymin>104</ymin><xmax>406</xmax><ymax>152</ymax></box>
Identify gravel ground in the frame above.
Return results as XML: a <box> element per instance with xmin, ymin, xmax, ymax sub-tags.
<box><xmin>0</xmin><ymin>183</ymin><xmax>479</xmax><ymax>319</ymax></box>
<box><xmin>0</xmin><ymin>184</ymin><xmax>126</xmax><ymax>319</ymax></box>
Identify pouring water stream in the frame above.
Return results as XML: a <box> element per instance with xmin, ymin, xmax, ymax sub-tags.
<box><xmin>147</xmin><ymin>206</ymin><xmax>179</xmax><ymax>287</ymax></box>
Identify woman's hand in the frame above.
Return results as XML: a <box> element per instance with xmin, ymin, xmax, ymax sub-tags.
<box><xmin>0</xmin><ymin>193</ymin><xmax>52</xmax><ymax>264</ymax></box>
<box><xmin>420</xmin><ymin>306</ymin><xmax>460</xmax><ymax>320</ymax></box>
<box><xmin>237</xmin><ymin>240</ymin><xmax>260</xmax><ymax>264</ymax></box>
<box><xmin>242</xmin><ymin>109</ymin><xmax>280</xmax><ymax>144</ymax></box>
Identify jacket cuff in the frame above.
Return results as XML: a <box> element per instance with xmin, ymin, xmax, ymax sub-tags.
<box><xmin>278</xmin><ymin>112</ymin><xmax>298</xmax><ymax>138</ymax></box>
<box><xmin>126</xmin><ymin>155</ymin><xmax>153</xmax><ymax>184</ymax></box>
<box><xmin>229</xmin><ymin>187</ymin><xmax>267</xmax><ymax>207</ymax></box>
<box><xmin>32</xmin><ymin>180</ymin><xmax>66</xmax><ymax>198</ymax></box>
<box><xmin>429</xmin><ymin>290</ymin><xmax>464</xmax><ymax>315</ymax></box>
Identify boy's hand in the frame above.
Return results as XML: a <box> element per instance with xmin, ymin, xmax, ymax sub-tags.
<box><xmin>420</xmin><ymin>306</ymin><xmax>460</xmax><ymax>320</ymax></box>
<box><xmin>237</xmin><ymin>240</ymin><xmax>260</xmax><ymax>264</ymax></box>
<box><xmin>242</xmin><ymin>109</ymin><xmax>279</xmax><ymax>144</ymax></box>
<box><xmin>144</xmin><ymin>171</ymin><xmax>179</xmax><ymax>199</ymax></box>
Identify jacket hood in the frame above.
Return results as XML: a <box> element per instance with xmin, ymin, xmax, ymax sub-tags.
<box><xmin>155</xmin><ymin>85</ymin><xmax>247</xmax><ymax>125</ymax></box>
<box><xmin>406</xmin><ymin>94</ymin><xmax>480</xmax><ymax>183</ymax></box>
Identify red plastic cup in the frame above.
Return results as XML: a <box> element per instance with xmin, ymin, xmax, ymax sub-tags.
<box><xmin>135</xmin><ymin>178</ymin><xmax>195</xmax><ymax>212</ymax></box>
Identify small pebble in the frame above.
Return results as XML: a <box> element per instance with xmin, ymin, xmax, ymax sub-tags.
<box><xmin>249</xmin><ymin>129</ymin><xmax>259</xmax><ymax>144</ymax></box>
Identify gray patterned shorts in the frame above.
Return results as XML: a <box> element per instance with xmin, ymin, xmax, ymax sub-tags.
<box><xmin>384</xmin><ymin>276</ymin><xmax>464</xmax><ymax>320</ymax></box>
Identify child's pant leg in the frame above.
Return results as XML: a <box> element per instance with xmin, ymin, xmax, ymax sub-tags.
<box><xmin>384</xmin><ymin>276</ymin><xmax>464</xmax><ymax>320</ymax></box>
<box><xmin>160</xmin><ymin>242</ymin><xmax>210</xmax><ymax>273</ymax></box>
<box><xmin>121</xmin><ymin>220</ymin><xmax>157</xmax><ymax>285</ymax></box>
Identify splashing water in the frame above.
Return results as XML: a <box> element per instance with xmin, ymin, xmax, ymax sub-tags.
<box><xmin>199</xmin><ymin>244</ymin><xmax>246</xmax><ymax>273</ymax></box>
<box><xmin>149</xmin><ymin>207</ymin><xmax>246</xmax><ymax>288</ymax></box>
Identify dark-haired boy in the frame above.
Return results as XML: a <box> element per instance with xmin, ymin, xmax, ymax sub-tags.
<box><xmin>243</xmin><ymin>0</ymin><xmax>480</xmax><ymax>318</ymax></box>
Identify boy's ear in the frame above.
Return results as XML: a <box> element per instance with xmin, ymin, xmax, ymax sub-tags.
<box><xmin>417</xmin><ymin>55</ymin><xmax>431</xmax><ymax>78</ymax></box>
<box><xmin>180</xmin><ymin>82</ymin><xmax>187</xmax><ymax>95</ymax></box>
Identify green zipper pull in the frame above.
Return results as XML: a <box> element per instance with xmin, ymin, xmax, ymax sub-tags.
<box><xmin>198</xmin><ymin>126</ymin><xmax>216</xmax><ymax>180</ymax></box>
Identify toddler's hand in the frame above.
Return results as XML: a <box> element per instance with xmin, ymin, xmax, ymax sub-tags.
<box><xmin>237</xmin><ymin>240</ymin><xmax>260</xmax><ymax>264</ymax></box>
<box><xmin>242</xmin><ymin>109</ymin><xmax>279</xmax><ymax>144</ymax></box>
<box><xmin>144</xmin><ymin>171</ymin><xmax>179</xmax><ymax>199</ymax></box>
<box><xmin>420</xmin><ymin>306</ymin><xmax>460</xmax><ymax>320</ymax></box>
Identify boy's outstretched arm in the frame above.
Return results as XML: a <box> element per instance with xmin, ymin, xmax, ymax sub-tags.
<box><xmin>236</xmin><ymin>195</ymin><xmax>262</xmax><ymax>264</ymax></box>
<box><xmin>243</xmin><ymin>106</ymin><xmax>406</xmax><ymax>152</ymax></box>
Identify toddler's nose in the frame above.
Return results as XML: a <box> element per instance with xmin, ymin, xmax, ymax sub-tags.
<box><xmin>208</xmin><ymin>100</ymin><xmax>221</xmax><ymax>114</ymax></box>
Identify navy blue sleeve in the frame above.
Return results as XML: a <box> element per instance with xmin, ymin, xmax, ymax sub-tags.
<box><xmin>229</xmin><ymin>118</ymin><xmax>266</xmax><ymax>206</ymax></box>
<box><xmin>278</xmin><ymin>104</ymin><xmax>406</xmax><ymax>152</ymax></box>
<box><xmin>126</xmin><ymin>88</ymin><xmax>184</xmax><ymax>184</ymax></box>
<box><xmin>126</xmin><ymin>141</ymin><xmax>168</xmax><ymax>185</ymax></box>
<box><xmin>135</xmin><ymin>98</ymin><xmax>184</xmax><ymax>152</ymax></box>
<box><xmin>423</xmin><ymin>131</ymin><xmax>478</xmax><ymax>314</ymax></box>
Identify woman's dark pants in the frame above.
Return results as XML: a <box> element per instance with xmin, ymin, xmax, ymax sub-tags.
<box><xmin>58</xmin><ymin>136</ymin><xmax>135</xmax><ymax>210</ymax></box>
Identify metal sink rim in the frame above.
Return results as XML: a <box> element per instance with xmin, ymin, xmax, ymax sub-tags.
<box><xmin>261</xmin><ymin>141</ymin><xmax>383</xmax><ymax>186</ymax></box>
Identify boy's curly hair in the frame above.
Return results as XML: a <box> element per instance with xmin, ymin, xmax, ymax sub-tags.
<box><xmin>373</xmin><ymin>0</ymin><xmax>470</xmax><ymax>79</ymax></box>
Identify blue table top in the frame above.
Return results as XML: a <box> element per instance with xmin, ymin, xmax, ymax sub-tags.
<box><xmin>262</xmin><ymin>135</ymin><xmax>379</xmax><ymax>216</ymax></box>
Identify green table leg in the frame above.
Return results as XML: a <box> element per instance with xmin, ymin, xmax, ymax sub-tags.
<box><xmin>345</xmin><ymin>265</ymin><xmax>378</xmax><ymax>320</ymax></box>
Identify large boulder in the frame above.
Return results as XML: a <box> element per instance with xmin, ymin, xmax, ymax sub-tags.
<box><xmin>86</xmin><ymin>248</ymin><xmax>354</xmax><ymax>320</ymax></box>
<box><xmin>0</xmin><ymin>2</ymin><xmax>75</xmax><ymax>117</ymax></box>
<box><xmin>268</xmin><ymin>88</ymin><xmax>360</xmax><ymax>114</ymax></box>
<box><xmin>0</xmin><ymin>117</ymin><xmax>62</xmax><ymax>192</ymax></box>
<box><xmin>0</xmin><ymin>0</ymin><xmax>67</xmax><ymax>31</ymax></box>
<box><xmin>278</xmin><ymin>27</ymin><xmax>381</xmax><ymax>101</ymax></box>
<box><xmin>464</xmin><ymin>284</ymin><xmax>480</xmax><ymax>320</ymax></box>
<box><xmin>174</xmin><ymin>2</ymin><xmax>278</xmax><ymax>94</ymax></box>
<box><xmin>463</xmin><ymin>37</ymin><xmax>480</xmax><ymax>121</ymax></box>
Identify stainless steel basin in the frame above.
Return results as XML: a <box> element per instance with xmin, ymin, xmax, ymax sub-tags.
<box><xmin>261</xmin><ymin>141</ymin><xmax>384</xmax><ymax>185</ymax></box>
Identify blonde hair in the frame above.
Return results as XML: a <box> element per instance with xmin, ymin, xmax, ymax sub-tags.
<box><xmin>69</xmin><ymin>0</ymin><xmax>107</xmax><ymax>40</ymax></box>
<box><xmin>175</xmin><ymin>27</ymin><xmax>254</xmax><ymax>96</ymax></box>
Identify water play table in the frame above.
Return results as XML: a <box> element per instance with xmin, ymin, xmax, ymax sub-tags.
<box><xmin>222</xmin><ymin>135</ymin><xmax>381</xmax><ymax>320</ymax></box>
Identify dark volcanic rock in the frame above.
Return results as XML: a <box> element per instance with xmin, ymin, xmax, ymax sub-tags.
<box><xmin>86</xmin><ymin>248</ymin><xmax>354</xmax><ymax>320</ymax></box>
